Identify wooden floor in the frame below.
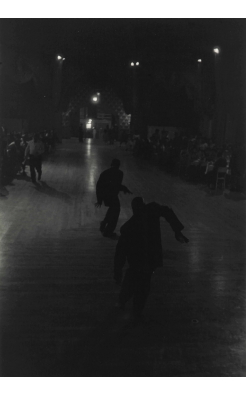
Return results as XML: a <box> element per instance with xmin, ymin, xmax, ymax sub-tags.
<box><xmin>0</xmin><ymin>138</ymin><xmax>245</xmax><ymax>377</ymax></box>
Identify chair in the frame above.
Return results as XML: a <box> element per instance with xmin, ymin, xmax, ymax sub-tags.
<box><xmin>215</xmin><ymin>167</ymin><xmax>228</xmax><ymax>190</ymax></box>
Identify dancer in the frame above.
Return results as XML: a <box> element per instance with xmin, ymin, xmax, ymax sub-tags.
<box><xmin>114</xmin><ymin>197</ymin><xmax>189</xmax><ymax>320</ymax></box>
<box><xmin>95</xmin><ymin>159</ymin><xmax>132</xmax><ymax>239</ymax></box>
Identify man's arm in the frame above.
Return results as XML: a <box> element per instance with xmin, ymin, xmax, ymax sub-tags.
<box><xmin>119</xmin><ymin>184</ymin><xmax>133</xmax><ymax>194</ymax></box>
<box><xmin>118</xmin><ymin>170</ymin><xmax>123</xmax><ymax>185</ymax></box>
<box><xmin>159</xmin><ymin>204</ymin><xmax>189</xmax><ymax>243</ymax></box>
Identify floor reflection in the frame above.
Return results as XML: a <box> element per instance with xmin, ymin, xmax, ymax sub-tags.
<box><xmin>0</xmin><ymin>139</ymin><xmax>245</xmax><ymax>376</ymax></box>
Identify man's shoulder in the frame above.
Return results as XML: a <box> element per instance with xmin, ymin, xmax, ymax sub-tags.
<box><xmin>102</xmin><ymin>167</ymin><xmax>123</xmax><ymax>176</ymax></box>
<box><xmin>111</xmin><ymin>167</ymin><xmax>123</xmax><ymax>174</ymax></box>
<box><xmin>100</xmin><ymin>168</ymin><xmax>110</xmax><ymax>177</ymax></box>
<box><xmin>143</xmin><ymin>202</ymin><xmax>167</xmax><ymax>218</ymax></box>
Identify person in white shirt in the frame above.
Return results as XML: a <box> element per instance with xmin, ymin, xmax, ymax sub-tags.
<box><xmin>25</xmin><ymin>134</ymin><xmax>45</xmax><ymax>183</ymax></box>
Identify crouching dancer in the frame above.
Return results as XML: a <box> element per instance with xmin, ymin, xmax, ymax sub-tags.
<box><xmin>114</xmin><ymin>197</ymin><xmax>189</xmax><ymax>321</ymax></box>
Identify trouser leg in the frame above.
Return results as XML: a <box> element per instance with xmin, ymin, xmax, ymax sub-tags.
<box><xmin>103</xmin><ymin>206</ymin><xmax>111</xmax><ymax>225</ymax></box>
<box><xmin>119</xmin><ymin>269</ymin><xmax>135</xmax><ymax>307</ymax></box>
<box><xmin>99</xmin><ymin>205</ymin><xmax>111</xmax><ymax>233</ymax></box>
<box><xmin>29</xmin><ymin>156</ymin><xmax>36</xmax><ymax>182</ymax></box>
<box><xmin>103</xmin><ymin>198</ymin><xmax>120</xmax><ymax>235</ymax></box>
<box><xmin>35</xmin><ymin>156</ymin><xmax>42</xmax><ymax>180</ymax></box>
<box><xmin>133</xmin><ymin>272</ymin><xmax>152</xmax><ymax>316</ymax></box>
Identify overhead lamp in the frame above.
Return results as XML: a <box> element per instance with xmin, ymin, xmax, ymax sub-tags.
<box><xmin>197</xmin><ymin>59</ymin><xmax>202</xmax><ymax>63</ymax></box>
<box><xmin>213</xmin><ymin>47</ymin><xmax>220</xmax><ymax>54</ymax></box>
<box><xmin>63</xmin><ymin>58</ymin><xmax>65</xmax><ymax>61</ymax></box>
<box><xmin>57</xmin><ymin>55</ymin><xmax>62</xmax><ymax>60</ymax></box>
<box><xmin>131</xmin><ymin>62</ymin><xmax>134</xmax><ymax>66</ymax></box>
<box><xmin>136</xmin><ymin>62</ymin><xmax>140</xmax><ymax>66</ymax></box>
<box><xmin>92</xmin><ymin>96</ymin><xmax>98</xmax><ymax>102</ymax></box>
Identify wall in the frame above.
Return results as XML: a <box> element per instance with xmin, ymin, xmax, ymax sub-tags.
<box><xmin>212</xmin><ymin>22</ymin><xmax>246</xmax><ymax>146</ymax></box>
<box><xmin>1</xmin><ymin>118</ymin><xmax>29</xmax><ymax>134</ymax></box>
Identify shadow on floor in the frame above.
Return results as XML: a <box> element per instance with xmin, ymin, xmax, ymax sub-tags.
<box><xmin>34</xmin><ymin>181</ymin><xmax>72</xmax><ymax>204</ymax></box>
<box><xmin>15</xmin><ymin>172</ymin><xmax>32</xmax><ymax>182</ymax></box>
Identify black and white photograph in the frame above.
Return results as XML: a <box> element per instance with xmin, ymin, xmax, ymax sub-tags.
<box><xmin>0</xmin><ymin>3</ymin><xmax>245</xmax><ymax>385</ymax></box>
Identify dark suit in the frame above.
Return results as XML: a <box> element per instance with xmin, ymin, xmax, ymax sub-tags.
<box><xmin>114</xmin><ymin>202</ymin><xmax>185</xmax><ymax>315</ymax></box>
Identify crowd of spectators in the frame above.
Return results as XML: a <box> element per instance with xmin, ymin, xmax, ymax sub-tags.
<box><xmin>0</xmin><ymin>127</ymin><xmax>58</xmax><ymax>186</ymax></box>
<box><xmin>119</xmin><ymin>128</ymin><xmax>245</xmax><ymax>193</ymax></box>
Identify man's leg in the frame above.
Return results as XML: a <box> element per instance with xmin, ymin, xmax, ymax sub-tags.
<box><xmin>103</xmin><ymin>198</ymin><xmax>120</xmax><ymax>236</ymax></box>
<box><xmin>29</xmin><ymin>156</ymin><xmax>36</xmax><ymax>182</ymax></box>
<box><xmin>99</xmin><ymin>205</ymin><xmax>110</xmax><ymax>232</ymax></box>
<box><xmin>35</xmin><ymin>156</ymin><xmax>42</xmax><ymax>181</ymax></box>
<box><xmin>133</xmin><ymin>271</ymin><xmax>152</xmax><ymax>318</ymax></box>
<box><xmin>119</xmin><ymin>268</ymin><xmax>135</xmax><ymax>309</ymax></box>
<box><xmin>99</xmin><ymin>219</ymin><xmax>107</xmax><ymax>232</ymax></box>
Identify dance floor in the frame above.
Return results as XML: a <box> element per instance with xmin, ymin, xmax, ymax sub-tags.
<box><xmin>0</xmin><ymin>138</ymin><xmax>245</xmax><ymax>376</ymax></box>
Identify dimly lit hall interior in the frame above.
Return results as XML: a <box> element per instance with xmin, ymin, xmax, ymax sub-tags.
<box><xmin>0</xmin><ymin>18</ymin><xmax>246</xmax><ymax>377</ymax></box>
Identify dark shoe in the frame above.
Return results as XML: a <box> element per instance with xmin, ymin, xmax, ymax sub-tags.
<box><xmin>99</xmin><ymin>221</ymin><xmax>106</xmax><ymax>232</ymax></box>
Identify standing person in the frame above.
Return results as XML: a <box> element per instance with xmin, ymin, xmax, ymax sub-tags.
<box><xmin>114</xmin><ymin>197</ymin><xmax>189</xmax><ymax>321</ymax></box>
<box><xmin>24</xmin><ymin>133</ymin><xmax>45</xmax><ymax>183</ymax></box>
<box><xmin>20</xmin><ymin>135</ymin><xmax>28</xmax><ymax>174</ymax></box>
<box><xmin>95</xmin><ymin>159</ymin><xmax>132</xmax><ymax>239</ymax></box>
<box><xmin>8</xmin><ymin>134</ymin><xmax>22</xmax><ymax>176</ymax></box>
